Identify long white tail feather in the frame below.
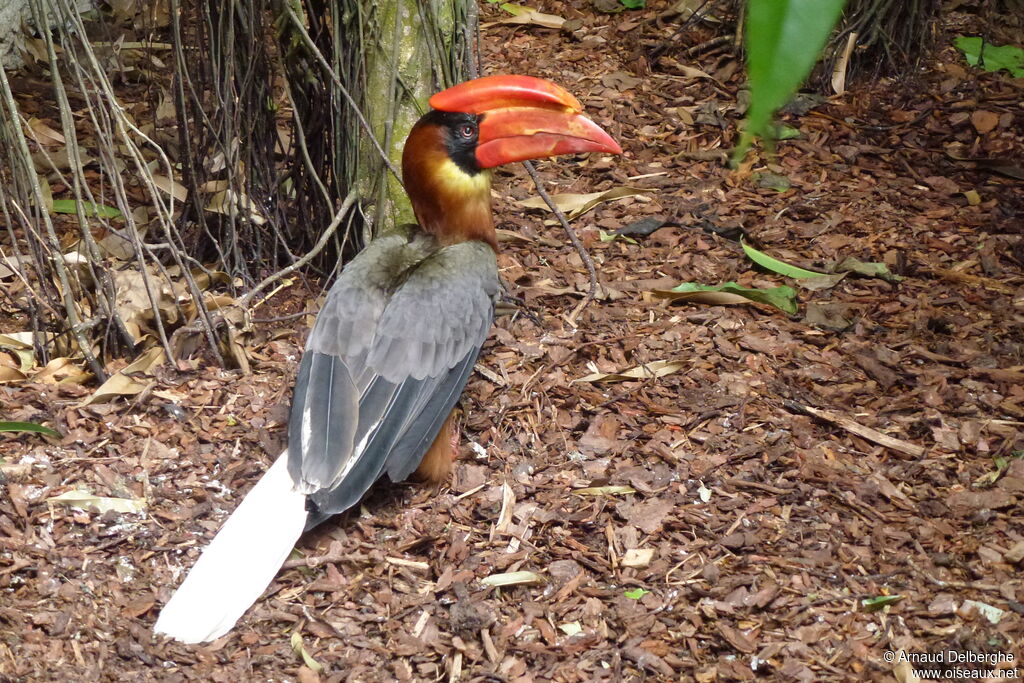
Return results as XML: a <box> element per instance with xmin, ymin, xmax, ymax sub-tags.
<box><xmin>154</xmin><ymin>450</ymin><xmax>308</xmax><ymax>643</ymax></box>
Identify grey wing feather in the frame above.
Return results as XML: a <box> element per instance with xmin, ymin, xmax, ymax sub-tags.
<box><xmin>288</xmin><ymin>235</ymin><xmax>498</xmax><ymax>519</ymax></box>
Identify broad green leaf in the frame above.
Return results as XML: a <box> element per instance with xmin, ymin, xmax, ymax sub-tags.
<box><xmin>733</xmin><ymin>0</ymin><xmax>846</xmax><ymax>164</ymax></box>
<box><xmin>50</xmin><ymin>199</ymin><xmax>123</xmax><ymax>219</ymax></box>
<box><xmin>861</xmin><ymin>594</ymin><xmax>903</xmax><ymax>612</ymax></box>
<box><xmin>653</xmin><ymin>281</ymin><xmax>798</xmax><ymax>315</ymax></box>
<box><xmin>955</xmin><ymin>37</ymin><xmax>1024</xmax><ymax>77</ymax></box>
<box><xmin>741</xmin><ymin>240</ymin><xmax>828</xmax><ymax>279</ymax></box>
<box><xmin>0</xmin><ymin>421</ymin><xmax>61</xmax><ymax>438</ymax></box>
<box><xmin>620</xmin><ymin>0</ymin><xmax>645</xmax><ymax>8</ymax></box>
<box><xmin>624</xmin><ymin>587</ymin><xmax>649</xmax><ymax>600</ymax></box>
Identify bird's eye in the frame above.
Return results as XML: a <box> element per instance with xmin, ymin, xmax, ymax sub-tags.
<box><xmin>458</xmin><ymin>124</ymin><xmax>475</xmax><ymax>138</ymax></box>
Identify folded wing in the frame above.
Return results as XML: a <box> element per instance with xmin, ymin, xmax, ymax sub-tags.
<box><xmin>288</xmin><ymin>233</ymin><xmax>498</xmax><ymax>525</ymax></box>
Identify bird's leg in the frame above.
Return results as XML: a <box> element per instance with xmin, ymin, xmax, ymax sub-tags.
<box><xmin>414</xmin><ymin>412</ymin><xmax>458</xmax><ymax>484</ymax></box>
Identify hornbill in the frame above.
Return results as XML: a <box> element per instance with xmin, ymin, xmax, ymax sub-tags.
<box><xmin>153</xmin><ymin>75</ymin><xmax>621</xmax><ymax>644</ymax></box>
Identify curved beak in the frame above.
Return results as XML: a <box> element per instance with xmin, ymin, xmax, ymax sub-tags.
<box><xmin>430</xmin><ymin>75</ymin><xmax>622</xmax><ymax>169</ymax></box>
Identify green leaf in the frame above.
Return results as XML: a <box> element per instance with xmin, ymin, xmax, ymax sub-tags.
<box><xmin>834</xmin><ymin>256</ymin><xmax>903</xmax><ymax>282</ymax></box>
<box><xmin>974</xmin><ymin>455</ymin><xmax>1009</xmax><ymax>488</ymax></box>
<box><xmin>657</xmin><ymin>281</ymin><xmax>798</xmax><ymax>315</ymax></box>
<box><xmin>775</xmin><ymin>124</ymin><xmax>802</xmax><ymax>140</ymax></box>
<box><xmin>861</xmin><ymin>594</ymin><xmax>903</xmax><ymax>612</ymax></box>
<box><xmin>955</xmin><ymin>36</ymin><xmax>1024</xmax><ymax>77</ymax></box>
<box><xmin>50</xmin><ymin>199</ymin><xmax>123</xmax><ymax>219</ymax></box>
<box><xmin>624</xmin><ymin>587</ymin><xmax>649</xmax><ymax>600</ymax></box>
<box><xmin>752</xmin><ymin>171</ymin><xmax>791</xmax><ymax>192</ymax></box>
<box><xmin>733</xmin><ymin>0</ymin><xmax>846</xmax><ymax>165</ymax></box>
<box><xmin>0</xmin><ymin>421</ymin><xmax>61</xmax><ymax>438</ymax></box>
<box><xmin>290</xmin><ymin>631</ymin><xmax>324</xmax><ymax>673</ymax></box>
<box><xmin>620</xmin><ymin>0</ymin><xmax>645</xmax><ymax>7</ymax></box>
<box><xmin>599</xmin><ymin>229</ymin><xmax>638</xmax><ymax>245</ymax></box>
<box><xmin>741</xmin><ymin>239</ymin><xmax>828</xmax><ymax>279</ymax></box>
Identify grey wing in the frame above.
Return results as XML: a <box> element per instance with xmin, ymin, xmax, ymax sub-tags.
<box><xmin>288</xmin><ymin>238</ymin><xmax>498</xmax><ymax>519</ymax></box>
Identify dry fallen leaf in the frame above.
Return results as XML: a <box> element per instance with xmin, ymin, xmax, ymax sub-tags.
<box><xmin>573</xmin><ymin>485</ymin><xmax>636</xmax><ymax>496</ymax></box>
<box><xmin>483</xmin><ymin>5</ymin><xmax>565</xmax><ymax>29</ymax></box>
<box><xmin>34</xmin><ymin>357</ymin><xmax>91</xmax><ymax>384</ymax></box>
<box><xmin>518</xmin><ymin>186</ymin><xmax>650</xmax><ymax>221</ymax></box>
<box><xmin>576</xmin><ymin>359</ymin><xmax>685</xmax><ymax>383</ymax></box>
<box><xmin>970</xmin><ymin>110</ymin><xmax>999</xmax><ymax>134</ymax></box>
<box><xmin>480</xmin><ymin>571</ymin><xmax>545</xmax><ymax>587</ymax></box>
<box><xmin>81</xmin><ymin>347</ymin><xmax>165</xmax><ymax>405</ymax></box>
<box><xmin>48</xmin><ymin>490</ymin><xmax>147</xmax><ymax>514</ymax></box>
<box><xmin>25</xmin><ymin>117</ymin><xmax>66</xmax><ymax>146</ymax></box>
<box><xmin>621</xmin><ymin>548</ymin><xmax>655</xmax><ymax>568</ymax></box>
<box><xmin>152</xmin><ymin>174</ymin><xmax>188</xmax><ymax>201</ymax></box>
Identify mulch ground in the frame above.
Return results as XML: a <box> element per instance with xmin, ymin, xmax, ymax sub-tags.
<box><xmin>2</xmin><ymin>1</ymin><xmax>1023</xmax><ymax>681</ymax></box>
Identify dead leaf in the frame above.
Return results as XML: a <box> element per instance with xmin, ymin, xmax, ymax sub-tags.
<box><xmin>206</xmin><ymin>188</ymin><xmax>267</xmax><ymax>225</ymax></box>
<box><xmin>923</xmin><ymin>175</ymin><xmax>959</xmax><ymax>195</ymax></box>
<box><xmin>618</xmin><ymin>498</ymin><xmax>675</xmax><ymax>534</ymax></box>
<box><xmin>81</xmin><ymin>348</ymin><xmax>164</xmax><ymax>405</ymax></box>
<box><xmin>48</xmin><ymin>490</ymin><xmax>146</xmax><ymax>514</ymax></box>
<box><xmin>970</xmin><ymin>110</ymin><xmax>999</xmax><ymax>134</ymax></box>
<box><xmin>483</xmin><ymin>5</ymin><xmax>565</xmax><ymax>29</ymax></box>
<box><xmin>152</xmin><ymin>174</ymin><xmax>188</xmax><ymax>201</ymax></box>
<box><xmin>25</xmin><ymin>117</ymin><xmax>66</xmax><ymax>145</ymax></box>
<box><xmin>81</xmin><ymin>371</ymin><xmax>151</xmax><ymax>405</ymax></box>
<box><xmin>480</xmin><ymin>571</ymin><xmax>545</xmax><ymax>587</ymax></box>
<box><xmin>34</xmin><ymin>357</ymin><xmax>91</xmax><ymax>384</ymax></box>
<box><xmin>576</xmin><ymin>359</ymin><xmax>685</xmax><ymax>383</ymax></box>
<box><xmin>573</xmin><ymin>485</ymin><xmax>636</xmax><ymax>496</ymax></box>
<box><xmin>601</xmin><ymin>71</ymin><xmax>642</xmax><ymax>90</ymax></box>
<box><xmin>621</xmin><ymin>549</ymin><xmax>654</xmax><ymax>568</ymax></box>
<box><xmin>518</xmin><ymin>187</ymin><xmax>650</xmax><ymax>221</ymax></box>
<box><xmin>831</xmin><ymin>32</ymin><xmax>857</xmax><ymax>94</ymax></box>
<box><xmin>0</xmin><ymin>366</ymin><xmax>27</xmax><ymax>383</ymax></box>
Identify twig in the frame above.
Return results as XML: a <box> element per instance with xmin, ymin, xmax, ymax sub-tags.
<box><xmin>649</xmin><ymin>0</ymin><xmax>716</xmax><ymax>62</ymax></box>
<box><xmin>281</xmin><ymin>3</ymin><xmax>402</xmax><ymax>182</ymax></box>
<box><xmin>520</xmin><ymin>161</ymin><xmax>598</xmax><ymax>325</ymax></box>
<box><xmin>0</xmin><ymin>67</ymin><xmax>106</xmax><ymax>381</ymax></box>
<box><xmin>783</xmin><ymin>400</ymin><xmax>926</xmax><ymax>457</ymax></box>
<box><xmin>237</xmin><ymin>192</ymin><xmax>358</xmax><ymax>310</ymax></box>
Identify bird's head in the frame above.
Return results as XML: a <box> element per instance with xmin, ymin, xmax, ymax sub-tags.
<box><xmin>402</xmin><ymin>75</ymin><xmax>621</xmax><ymax>248</ymax></box>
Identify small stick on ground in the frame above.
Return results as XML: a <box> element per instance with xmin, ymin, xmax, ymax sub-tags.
<box><xmin>521</xmin><ymin>160</ymin><xmax>598</xmax><ymax>326</ymax></box>
<box><xmin>783</xmin><ymin>400</ymin><xmax>925</xmax><ymax>457</ymax></box>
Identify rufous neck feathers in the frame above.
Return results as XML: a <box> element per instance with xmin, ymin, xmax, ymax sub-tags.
<box><xmin>402</xmin><ymin>121</ymin><xmax>496</xmax><ymax>250</ymax></box>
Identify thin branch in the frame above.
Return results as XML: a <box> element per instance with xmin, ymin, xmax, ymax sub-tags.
<box><xmin>520</xmin><ymin>160</ymin><xmax>599</xmax><ymax>326</ymax></box>
<box><xmin>237</xmin><ymin>192</ymin><xmax>358</xmax><ymax>310</ymax></box>
<box><xmin>281</xmin><ymin>2</ymin><xmax>402</xmax><ymax>182</ymax></box>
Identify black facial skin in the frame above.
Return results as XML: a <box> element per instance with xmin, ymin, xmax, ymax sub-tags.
<box><xmin>421</xmin><ymin>109</ymin><xmax>482</xmax><ymax>176</ymax></box>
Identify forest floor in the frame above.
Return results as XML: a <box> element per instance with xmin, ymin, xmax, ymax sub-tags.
<box><xmin>2</xmin><ymin>1</ymin><xmax>1024</xmax><ymax>681</ymax></box>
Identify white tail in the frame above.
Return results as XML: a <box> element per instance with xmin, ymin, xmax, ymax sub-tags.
<box><xmin>154</xmin><ymin>450</ymin><xmax>308</xmax><ymax>643</ymax></box>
